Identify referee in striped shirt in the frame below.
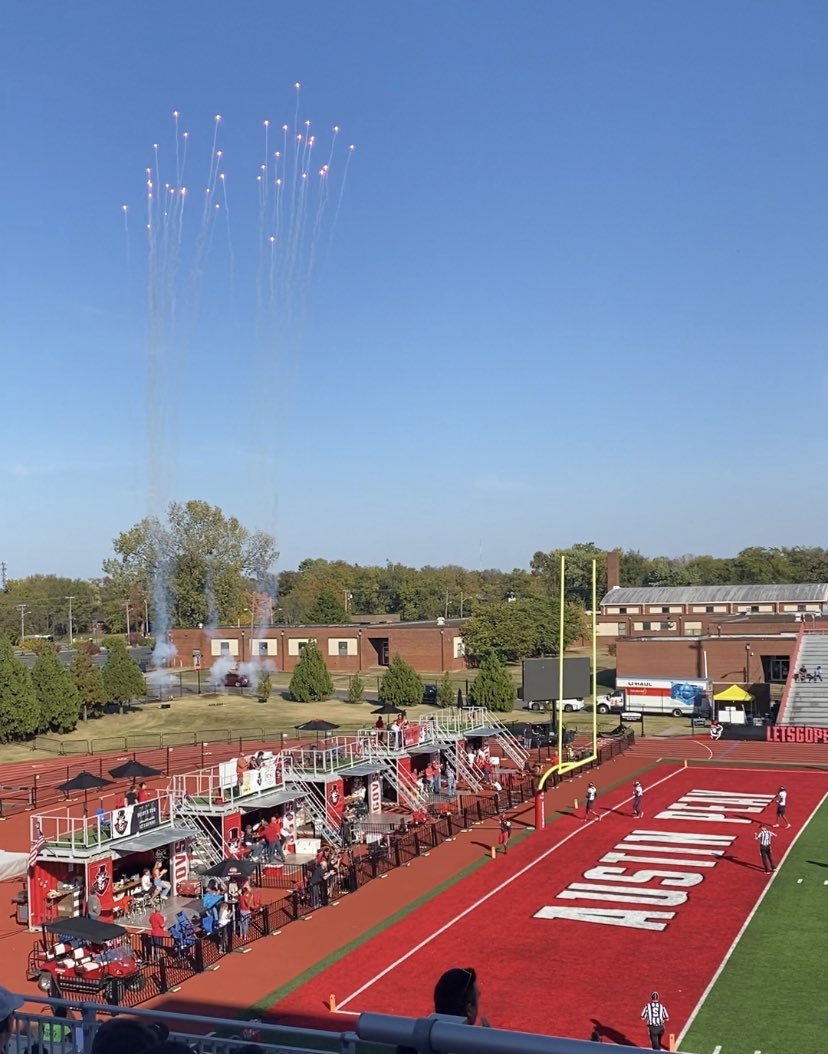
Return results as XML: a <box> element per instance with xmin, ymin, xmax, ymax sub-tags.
<box><xmin>755</xmin><ymin>822</ymin><xmax>777</xmax><ymax>873</ymax></box>
<box><xmin>641</xmin><ymin>991</ymin><xmax>669</xmax><ymax>1049</ymax></box>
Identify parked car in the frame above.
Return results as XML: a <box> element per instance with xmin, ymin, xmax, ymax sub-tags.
<box><xmin>526</xmin><ymin>697</ymin><xmax>585</xmax><ymax>713</ymax></box>
<box><xmin>224</xmin><ymin>671</ymin><xmax>250</xmax><ymax>688</ymax></box>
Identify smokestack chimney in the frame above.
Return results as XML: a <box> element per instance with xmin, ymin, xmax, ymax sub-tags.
<box><xmin>606</xmin><ymin>549</ymin><xmax>621</xmax><ymax>591</ymax></box>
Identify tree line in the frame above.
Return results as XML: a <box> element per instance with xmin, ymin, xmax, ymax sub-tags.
<box><xmin>0</xmin><ymin>639</ymin><xmax>146</xmax><ymax>742</ymax></box>
<box><xmin>3</xmin><ymin>500</ymin><xmax>826</xmax><ymax>641</ymax></box>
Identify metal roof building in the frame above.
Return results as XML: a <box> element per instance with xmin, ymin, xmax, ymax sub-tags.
<box><xmin>601</xmin><ymin>584</ymin><xmax>828</xmax><ymax>607</ymax></box>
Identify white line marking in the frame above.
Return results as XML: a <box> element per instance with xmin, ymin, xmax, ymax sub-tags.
<box><xmin>678</xmin><ymin>788</ymin><xmax>828</xmax><ymax>1048</ymax></box>
<box><xmin>712</xmin><ymin>1046</ymin><xmax>722</xmax><ymax>1054</ymax></box>
<box><xmin>336</xmin><ymin>766</ymin><xmax>685</xmax><ymax>1011</ymax></box>
<box><xmin>798</xmin><ymin>878</ymin><xmax>803</xmax><ymax>884</ymax></box>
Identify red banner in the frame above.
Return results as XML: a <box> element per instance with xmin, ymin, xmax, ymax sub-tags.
<box><xmin>86</xmin><ymin>858</ymin><xmax>114</xmax><ymax>921</ymax></box>
<box><xmin>767</xmin><ymin>726</ymin><xmax>828</xmax><ymax>743</ymax></box>
<box><xmin>403</xmin><ymin>725</ymin><xmax>421</xmax><ymax>747</ymax></box>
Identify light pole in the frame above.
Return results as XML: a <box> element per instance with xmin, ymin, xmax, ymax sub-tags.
<box><xmin>125</xmin><ymin>601</ymin><xmax>130</xmax><ymax>640</ymax></box>
<box><xmin>65</xmin><ymin>596</ymin><xmax>75</xmax><ymax>645</ymax></box>
<box><xmin>16</xmin><ymin>604</ymin><xmax>28</xmax><ymax>643</ymax></box>
<box><xmin>144</xmin><ymin>599</ymin><xmax>149</xmax><ymax>635</ymax></box>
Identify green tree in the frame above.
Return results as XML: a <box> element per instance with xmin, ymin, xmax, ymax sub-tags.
<box><xmin>437</xmin><ymin>672</ymin><xmax>454</xmax><ymax>708</ymax></box>
<box><xmin>70</xmin><ymin>649</ymin><xmax>106</xmax><ymax>721</ymax></box>
<box><xmin>305</xmin><ymin>588</ymin><xmax>351</xmax><ymax>625</ymax></box>
<box><xmin>460</xmin><ymin>598</ymin><xmax>584</xmax><ymax>664</ymax></box>
<box><xmin>530</xmin><ymin>543</ymin><xmax>607</xmax><ymax>605</ymax></box>
<box><xmin>288</xmin><ymin>640</ymin><xmax>334</xmax><ymax>702</ymax></box>
<box><xmin>32</xmin><ymin>644</ymin><xmax>82</xmax><ymax>733</ymax></box>
<box><xmin>378</xmin><ymin>654</ymin><xmax>423</xmax><ymax>708</ymax></box>
<box><xmin>103</xmin><ymin>500</ymin><xmax>278</xmax><ymax>630</ymax></box>
<box><xmin>346</xmin><ymin>673</ymin><xmax>365</xmax><ymax>704</ymax></box>
<box><xmin>0</xmin><ymin>638</ymin><xmax>40</xmax><ymax>741</ymax></box>
<box><xmin>102</xmin><ymin>639</ymin><xmax>146</xmax><ymax>705</ymax></box>
<box><xmin>469</xmin><ymin>654</ymin><xmax>515</xmax><ymax>713</ymax></box>
<box><xmin>256</xmin><ymin>671</ymin><xmax>272</xmax><ymax>704</ymax></box>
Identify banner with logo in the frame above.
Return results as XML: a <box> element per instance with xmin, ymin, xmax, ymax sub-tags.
<box><xmin>767</xmin><ymin>726</ymin><xmax>828</xmax><ymax>744</ymax></box>
<box><xmin>240</xmin><ymin>757</ymin><xmax>278</xmax><ymax>796</ymax></box>
<box><xmin>85</xmin><ymin>858</ymin><xmax>114</xmax><ymax>919</ymax></box>
<box><xmin>110</xmin><ymin>800</ymin><xmax>162</xmax><ymax>840</ymax></box>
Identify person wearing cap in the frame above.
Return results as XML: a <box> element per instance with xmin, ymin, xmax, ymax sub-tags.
<box><xmin>584</xmin><ymin>782</ymin><xmax>598</xmax><ymax>821</ymax></box>
<box><xmin>774</xmin><ymin>786</ymin><xmax>791</xmax><ymax>829</ymax></box>
<box><xmin>640</xmin><ymin>991</ymin><xmax>669</xmax><ymax>1049</ymax></box>
<box><xmin>632</xmin><ymin>780</ymin><xmax>644</xmax><ymax>819</ymax></box>
<box><xmin>0</xmin><ymin>987</ymin><xmax>23</xmax><ymax>1054</ymax></box>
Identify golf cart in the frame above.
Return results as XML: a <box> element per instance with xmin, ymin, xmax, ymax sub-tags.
<box><xmin>27</xmin><ymin>917</ymin><xmax>146</xmax><ymax>1000</ymax></box>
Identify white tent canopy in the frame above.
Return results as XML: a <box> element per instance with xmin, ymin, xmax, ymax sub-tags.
<box><xmin>0</xmin><ymin>851</ymin><xmax>28</xmax><ymax>883</ymax></box>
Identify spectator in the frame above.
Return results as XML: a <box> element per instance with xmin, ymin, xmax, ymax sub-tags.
<box><xmin>136</xmin><ymin>783</ymin><xmax>151</xmax><ymax>804</ymax></box>
<box><xmin>434</xmin><ymin>967</ymin><xmax>490</xmax><ymax>1026</ymax></box>
<box><xmin>216</xmin><ymin>901</ymin><xmax>233</xmax><ymax>952</ymax></box>
<box><xmin>242</xmin><ymin>825</ymin><xmax>265</xmax><ymax>860</ymax></box>
<box><xmin>140</xmin><ymin>868</ymin><xmax>153</xmax><ymax>896</ymax></box>
<box><xmin>90</xmin><ymin>1018</ymin><xmax>169</xmax><ymax>1054</ymax></box>
<box><xmin>262</xmin><ymin>816</ymin><xmax>286</xmax><ymax>865</ymax></box>
<box><xmin>149</xmin><ymin>908</ymin><xmax>167</xmax><ymax>962</ymax></box>
<box><xmin>237</xmin><ymin>886</ymin><xmax>253</xmax><ymax>938</ymax></box>
<box><xmin>640</xmin><ymin>992</ymin><xmax>669</xmax><ymax>1050</ymax></box>
<box><xmin>152</xmin><ymin>860</ymin><xmax>171</xmax><ymax>899</ymax></box>
<box><xmin>446</xmin><ymin>765</ymin><xmax>457</xmax><ymax>796</ymax></box>
<box><xmin>0</xmin><ymin>987</ymin><xmax>23</xmax><ymax>1054</ymax></box>
<box><xmin>124</xmin><ymin>784</ymin><xmax>139</xmax><ymax>807</ymax></box>
<box><xmin>389</xmin><ymin>718</ymin><xmax>402</xmax><ymax>750</ymax></box>
<box><xmin>32</xmin><ymin>1004</ymin><xmax>82</xmax><ymax>1054</ymax></box>
<box><xmin>814</xmin><ymin>665</ymin><xmax>823</xmax><ymax>682</ymax></box>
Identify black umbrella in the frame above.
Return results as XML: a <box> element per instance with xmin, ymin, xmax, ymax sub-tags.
<box><xmin>372</xmin><ymin>703</ymin><xmax>405</xmax><ymax>716</ymax></box>
<box><xmin>295</xmin><ymin>718</ymin><xmax>340</xmax><ymax>746</ymax></box>
<box><xmin>108</xmin><ymin>759</ymin><xmax>162</xmax><ymax>780</ymax></box>
<box><xmin>57</xmin><ymin>770</ymin><xmax>114</xmax><ymax>814</ymax></box>
<box><xmin>201</xmin><ymin>858</ymin><xmax>258</xmax><ymax>881</ymax></box>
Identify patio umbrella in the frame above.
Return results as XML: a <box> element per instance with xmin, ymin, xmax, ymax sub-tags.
<box><xmin>57</xmin><ymin>771</ymin><xmax>114</xmax><ymax>814</ymax></box>
<box><xmin>371</xmin><ymin>703</ymin><xmax>405</xmax><ymax>716</ymax></box>
<box><xmin>108</xmin><ymin>759</ymin><xmax>162</xmax><ymax>780</ymax></box>
<box><xmin>295</xmin><ymin>718</ymin><xmax>340</xmax><ymax>746</ymax></box>
<box><xmin>200</xmin><ymin>858</ymin><xmax>258</xmax><ymax>881</ymax></box>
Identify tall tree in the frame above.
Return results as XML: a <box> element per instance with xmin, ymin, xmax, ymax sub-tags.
<box><xmin>0</xmin><ymin>638</ymin><xmax>40</xmax><ymax>741</ymax></box>
<box><xmin>305</xmin><ymin>588</ymin><xmax>351</xmax><ymax>625</ymax></box>
<box><xmin>71</xmin><ymin>648</ymin><xmax>106</xmax><ymax>721</ymax></box>
<box><xmin>469</xmin><ymin>654</ymin><xmax>515</xmax><ymax>713</ymax></box>
<box><xmin>378</xmin><ymin>655</ymin><xmax>423</xmax><ymax>709</ymax></box>
<box><xmin>102</xmin><ymin>639</ymin><xmax>146</xmax><ymax>704</ymax></box>
<box><xmin>103</xmin><ymin>500</ymin><xmax>278</xmax><ymax>629</ymax></box>
<box><xmin>460</xmin><ymin>598</ymin><xmax>584</xmax><ymax>664</ymax></box>
<box><xmin>288</xmin><ymin>640</ymin><xmax>334</xmax><ymax>703</ymax></box>
<box><xmin>32</xmin><ymin>645</ymin><xmax>82</xmax><ymax>733</ymax></box>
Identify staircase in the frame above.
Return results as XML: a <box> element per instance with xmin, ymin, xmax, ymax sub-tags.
<box><xmin>781</xmin><ymin>632</ymin><xmax>828</xmax><ymax>726</ymax></box>
<box><xmin>484</xmin><ymin>714</ymin><xmax>530</xmax><ymax>769</ymax></box>
<box><xmin>444</xmin><ymin>739</ymin><xmax>482</xmax><ymax>792</ymax></box>
<box><xmin>377</xmin><ymin>756</ymin><xmax>425</xmax><ymax>812</ymax></box>
<box><xmin>172</xmin><ymin>807</ymin><xmax>224</xmax><ymax>868</ymax></box>
<box><xmin>282</xmin><ymin>760</ymin><xmax>343</xmax><ymax>849</ymax></box>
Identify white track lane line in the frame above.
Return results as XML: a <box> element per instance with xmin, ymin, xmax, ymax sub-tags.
<box><xmin>336</xmin><ymin>765</ymin><xmax>685</xmax><ymax>1011</ymax></box>
<box><xmin>678</xmin><ymin>788</ymin><xmax>828</xmax><ymax>1048</ymax></box>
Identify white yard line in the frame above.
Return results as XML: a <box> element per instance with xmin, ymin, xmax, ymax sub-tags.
<box><xmin>678</xmin><ymin>789</ymin><xmax>828</xmax><ymax>1048</ymax></box>
<box><xmin>336</xmin><ymin>766</ymin><xmax>685</xmax><ymax>1011</ymax></box>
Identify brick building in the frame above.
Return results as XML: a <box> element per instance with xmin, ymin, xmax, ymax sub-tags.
<box><xmin>168</xmin><ymin>619</ymin><xmax>467</xmax><ymax>675</ymax></box>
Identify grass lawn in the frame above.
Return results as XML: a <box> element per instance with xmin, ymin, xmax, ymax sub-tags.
<box><xmin>682</xmin><ymin>792</ymin><xmax>828</xmax><ymax>1054</ymax></box>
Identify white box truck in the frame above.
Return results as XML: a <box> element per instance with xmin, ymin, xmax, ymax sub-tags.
<box><xmin>597</xmin><ymin>677</ymin><xmax>712</xmax><ymax>717</ymax></box>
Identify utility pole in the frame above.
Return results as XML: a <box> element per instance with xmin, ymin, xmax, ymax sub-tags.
<box><xmin>125</xmin><ymin>601</ymin><xmax>130</xmax><ymax>640</ymax></box>
<box><xmin>17</xmin><ymin>604</ymin><xmax>28</xmax><ymax>643</ymax></box>
<box><xmin>66</xmin><ymin>596</ymin><xmax>75</xmax><ymax>645</ymax></box>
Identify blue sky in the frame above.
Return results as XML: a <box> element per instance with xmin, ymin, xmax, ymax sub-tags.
<box><xmin>3</xmin><ymin>2</ymin><xmax>828</xmax><ymax>580</ymax></box>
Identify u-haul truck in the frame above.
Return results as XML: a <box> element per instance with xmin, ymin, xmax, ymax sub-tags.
<box><xmin>597</xmin><ymin>676</ymin><xmax>712</xmax><ymax>717</ymax></box>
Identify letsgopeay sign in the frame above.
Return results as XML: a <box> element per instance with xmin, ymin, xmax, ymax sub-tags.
<box><xmin>766</xmin><ymin>726</ymin><xmax>828</xmax><ymax>743</ymax></box>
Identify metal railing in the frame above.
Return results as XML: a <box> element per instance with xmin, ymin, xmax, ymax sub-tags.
<box><xmin>31</xmin><ymin>791</ymin><xmax>171</xmax><ymax>854</ymax></box>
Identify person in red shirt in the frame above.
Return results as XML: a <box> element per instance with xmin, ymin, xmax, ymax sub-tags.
<box><xmin>148</xmin><ymin>909</ymin><xmax>166</xmax><ymax>961</ymax></box>
<box><xmin>237</xmin><ymin>887</ymin><xmax>252</xmax><ymax>938</ymax></box>
<box><xmin>136</xmin><ymin>782</ymin><xmax>151</xmax><ymax>804</ymax></box>
<box><xmin>262</xmin><ymin>816</ymin><xmax>285</xmax><ymax>864</ymax></box>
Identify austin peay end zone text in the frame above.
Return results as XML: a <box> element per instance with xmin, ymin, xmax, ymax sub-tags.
<box><xmin>766</xmin><ymin>725</ymin><xmax>828</xmax><ymax>743</ymax></box>
<box><xmin>534</xmin><ymin>786</ymin><xmax>776</xmax><ymax>932</ymax></box>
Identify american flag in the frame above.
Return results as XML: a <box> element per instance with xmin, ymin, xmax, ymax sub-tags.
<box><xmin>28</xmin><ymin>823</ymin><xmax>46</xmax><ymax>868</ymax></box>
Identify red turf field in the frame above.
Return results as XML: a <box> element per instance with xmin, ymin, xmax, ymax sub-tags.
<box><xmin>272</xmin><ymin>765</ymin><xmax>827</xmax><ymax>1045</ymax></box>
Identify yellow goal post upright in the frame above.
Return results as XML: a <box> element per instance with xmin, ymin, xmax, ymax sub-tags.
<box><xmin>537</xmin><ymin>556</ymin><xmax>598</xmax><ymax>793</ymax></box>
